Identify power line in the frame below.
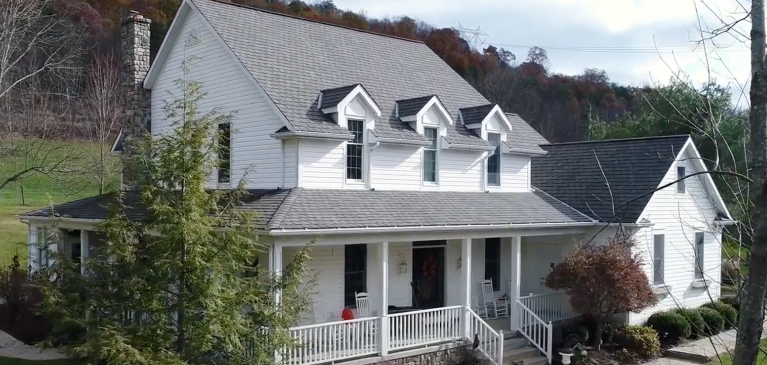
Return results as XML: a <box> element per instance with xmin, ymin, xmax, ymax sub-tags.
<box><xmin>457</xmin><ymin>23</ymin><xmax>489</xmax><ymax>49</ymax></box>
<box><xmin>487</xmin><ymin>42</ymin><xmax>750</xmax><ymax>54</ymax></box>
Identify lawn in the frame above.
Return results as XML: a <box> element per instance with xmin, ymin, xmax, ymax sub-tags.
<box><xmin>710</xmin><ymin>338</ymin><xmax>767</xmax><ymax>365</ymax></box>
<box><xmin>0</xmin><ymin>357</ymin><xmax>73</xmax><ymax>365</ymax></box>
<box><xmin>0</xmin><ymin>139</ymin><xmax>118</xmax><ymax>266</ymax></box>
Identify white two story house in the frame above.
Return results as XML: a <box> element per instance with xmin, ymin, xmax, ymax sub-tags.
<box><xmin>20</xmin><ymin>1</ymin><xmax>734</xmax><ymax>364</ymax></box>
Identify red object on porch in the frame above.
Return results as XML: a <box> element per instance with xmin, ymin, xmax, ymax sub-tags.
<box><xmin>341</xmin><ymin>307</ymin><xmax>354</xmax><ymax>320</ymax></box>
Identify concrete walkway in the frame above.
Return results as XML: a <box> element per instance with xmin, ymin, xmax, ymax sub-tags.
<box><xmin>0</xmin><ymin>330</ymin><xmax>67</xmax><ymax>360</ymax></box>
<box><xmin>644</xmin><ymin>321</ymin><xmax>767</xmax><ymax>365</ymax></box>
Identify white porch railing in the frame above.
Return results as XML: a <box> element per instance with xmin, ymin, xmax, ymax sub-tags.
<box><xmin>516</xmin><ymin>300</ymin><xmax>552</xmax><ymax>365</ymax></box>
<box><xmin>468</xmin><ymin>309</ymin><xmax>504</xmax><ymax>365</ymax></box>
<box><xmin>388</xmin><ymin>305</ymin><xmax>463</xmax><ymax>351</ymax></box>
<box><xmin>285</xmin><ymin>317</ymin><xmax>378</xmax><ymax>365</ymax></box>
<box><xmin>518</xmin><ymin>291</ymin><xmax>577</xmax><ymax>323</ymax></box>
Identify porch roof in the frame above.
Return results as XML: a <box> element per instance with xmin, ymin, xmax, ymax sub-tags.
<box><xmin>20</xmin><ymin>188</ymin><xmax>595</xmax><ymax>231</ymax></box>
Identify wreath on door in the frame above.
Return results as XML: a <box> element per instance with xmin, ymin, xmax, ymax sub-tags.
<box><xmin>421</xmin><ymin>254</ymin><xmax>438</xmax><ymax>279</ymax></box>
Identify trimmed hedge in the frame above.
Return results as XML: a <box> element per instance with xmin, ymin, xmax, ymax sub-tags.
<box><xmin>701</xmin><ymin>302</ymin><xmax>738</xmax><ymax>329</ymax></box>
<box><xmin>672</xmin><ymin>308</ymin><xmax>706</xmax><ymax>339</ymax></box>
<box><xmin>719</xmin><ymin>297</ymin><xmax>740</xmax><ymax>313</ymax></box>
<box><xmin>613</xmin><ymin>325</ymin><xmax>661</xmax><ymax>359</ymax></box>
<box><xmin>647</xmin><ymin>311</ymin><xmax>691</xmax><ymax>345</ymax></box>
<box><xmin>698</xmin><ymin>307</ymin><xmax>725</xmax><ymax>335</ymax></box>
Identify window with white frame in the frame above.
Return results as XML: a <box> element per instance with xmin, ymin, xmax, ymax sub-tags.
<box><xmin>677</xmin><ymin>166</ymin><xmax>686</xmax><ymax>193</ymax></box>
<box><xmin>344</xmin><ymin>244</ymin><xmax>367</xmax><ymax>307</ymax></box>
<box><xmin>37</xmin><ymin>228</ymin><xmax>49</xmax><ymax>269</ymax></box>
<box><xmin>423</xmin><ymin>127</ymin><xmax>438</xmax><ymax>183</ymax></box>
<box><xmin>487</xmin><ymin>133</ymin><xmax>501</xmax><ymax>186</ymax></box>
<box><xmin>217</xmin><ymin>123</ymin><xmax>231</xmax><ymax>184</ymax></box>
<box><xmin>695</xmin><ymin>232</ymin><xmax>705</xmax><ymax>279</ymax></box>
<box><xmin>346</xmin><ymin>120</ymin><xmax>364</xmax><ymax>181</ymax></box>
<box><xmin>653</xmin><ymin>234</ymin><xmax>665</xmax><ymax>285</ymax></box>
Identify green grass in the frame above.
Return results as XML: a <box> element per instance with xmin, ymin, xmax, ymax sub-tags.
<box><xmin>0</xmin><ymin>357</ymin><xmax>73</xmax><ymax>365</ymax></box>
<box><xmin>0</xmin><ymin>140</ymin><xmax>118</xmax><ymax>266</ymax></box>
<box><xmin>709</xmin><ymin>338</ymin><xmax>767</xmax><ymax>364</ymax></box>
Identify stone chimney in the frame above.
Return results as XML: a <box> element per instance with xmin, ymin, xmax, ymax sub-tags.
<box><xmin>121</xmin><ymin>11</ymin><xmax>152</xmax><ymax>190</ymax></box>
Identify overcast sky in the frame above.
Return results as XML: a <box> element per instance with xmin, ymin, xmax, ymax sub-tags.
<box><xmin>332</xmin><ymin>0</ymin><xmax>753</xmax><ymax>106</ymax></box>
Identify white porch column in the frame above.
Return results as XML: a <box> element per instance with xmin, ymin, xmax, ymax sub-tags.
<box><xmin>509</xmin><ymin>236</ymin><xmax>522</xmax><ymax>331</ymax></box>
<box><xmin>460</xmin><ymin>238</ymin><xmax>472</xmax><ymax>339</ymax></box>
<box><xmin>270</xmin><ymin>243</ymin><xmax>283</xmax><ymax>306</ymax></box>
<box><xmin>80</xmin><ymin>230</ymin><xmax>89</xmax><ymax>275</ymax></box>
<box><xmin>378</xmin><ymin>242</ymin><xmax>389</xmax><ymax>355</ymax></box>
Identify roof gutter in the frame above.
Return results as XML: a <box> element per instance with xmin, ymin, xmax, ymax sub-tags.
<box><xmin>267</xmin><ymin>221</ymin><xmax>597</xmax><ymax>236</ymax></box>
<box><xmin>714</xmin><ymin>219</ymin><xmax>739</xmax><ymax>226</ymax></box>
<box><xmin>270</xmin><ymin>131</ymin><xmax>353</xmax><ymax>141</ymax></box>
<box><xmin>18</xmin><ymin>216</ymin><xmax>104</xmax><ymax>224</ymax></box>
<box><xmin>507</xmin><ymin>147</ymin><xmax>548</xmax><ymax>156</ymax></box>
<box><xmin>446</xmin><ymin>143</ymin><xmax>495</xmax><ymax>152</ymax></box>
<box><xmin>376</xmin><ymin>137</ymin><xmax>431</xmax><ymax>147</ymax></box>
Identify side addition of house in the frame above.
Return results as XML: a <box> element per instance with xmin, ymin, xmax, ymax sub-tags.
<box><xmin>19</xmin><ymin>1</ymin><xmax>735</xmax><ymax>365</ymax></box>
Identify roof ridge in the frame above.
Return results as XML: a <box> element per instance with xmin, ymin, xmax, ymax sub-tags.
<box><xmin>266</xmin><ymin>187</ymin><xmax>303</xmax><ymax>230</ymax></box>
<box><xmin>543</xmin><ymin>134</ymin><xmax>690</xmax><ymax>146</ymax></box>
<box><xmin>531</xmin><ymin>186</ymin><xmax>598</xmax><ymax>223</ymax></box>
<box><xmin>200</xmin><ymin>0</ymin><xmax>425</xmax><ymax>44</ymax></box>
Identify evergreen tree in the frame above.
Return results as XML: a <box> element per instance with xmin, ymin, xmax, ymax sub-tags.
<box><xmin>38</xmin><ymin>75</ymin><xmax>312</xmax><ymax>365</ymax></box>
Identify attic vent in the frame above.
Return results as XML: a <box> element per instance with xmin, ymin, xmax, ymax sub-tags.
<box><xmin>185</xmin><ymin>28</ymin><xmax>202</xmax><ymax>48</ymax></box>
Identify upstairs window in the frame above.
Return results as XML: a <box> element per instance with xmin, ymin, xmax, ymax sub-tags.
<box><xmin>677</xmin><ymin>166</ymin><xmax>686</xmax><ymax>193</ymax></box>
<box><xmin>344</xmin><ymin>244</ymin><xmax>367</xmax><ymax>307</ymax></box>
<box><xmin>346</xmin><ymin>120</ymin><xmax>364</xmax><ymax>181</ymax></box>
<box><xmin>484</xmin><ymin>238</ymin><xmax>501</xmax><ymax>291</ymax></box>
<box><xmin>423</xmin><ymin>127</ymin><xmax>438</xmax><ymax>183</ymax></box>
<box><xmin>217</xmin><ymin>123</ymin><xmax>231</xmax><ymax>184</ymax></box>
<box><xmin>653</xmin><ymin>234</ymin><xmax>665</xmax><ymax>285</ymax></box>
<box><xmin>487</xmin><ymin>133</ymin><xmax>501</xmax><ymax>186</ymax></box>
<box><xmin>695</xmin><ymin>232</ymin><xmax>705</xmax><ymax>279</ymax></box>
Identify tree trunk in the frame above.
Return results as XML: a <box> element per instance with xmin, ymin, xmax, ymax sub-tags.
<box><xmin>733</xmin><ymin>1</ymin><xmax>767</xmax><ymax>364</ymax></box>
<box><xmin>177</xmin><ymin>244</ymin><xmax>186</xmax><ymax>356</ymax></box>
<box><xmin>594</xmin><ymin>316</ymin><xmax>604</xmax><ymax>351</ymax></box>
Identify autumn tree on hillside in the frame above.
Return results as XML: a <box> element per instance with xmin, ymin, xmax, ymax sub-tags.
<box><xmin>545</xmin><ymin>235</ymin><xmax>658</xmax><ymax>347</ymax></box>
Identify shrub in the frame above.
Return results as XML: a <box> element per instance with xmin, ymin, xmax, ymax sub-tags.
<box><xmin>646</xmin><ymin>311</ymin><xmax>691</xmax><ymax>345</ymax></box>
<box><xmin>672</xmin><ymin>308</ymin><xmax>706</xmax><ymax>339</ymax></box>
<box><xmin>613</xmin><ymin>325</ymin><xmax>661</xmax><ymax>359</ymax></box>
<box><xmin>697</xmin><ymin>307</ymin><xmax>725</xmax><ymax>335</ymax></box>
<box><xmin>0</xmin><ymin>255</ymin><xmax>50</xmax><ymax>344</ymax></box>
<box><xmin>562</xmin><ymin>323</ymin><xmax>590</xmax><ymax>345</ymax></box>
<box><xmin>701</xmin><ymin>302</ymin><xmax>738</xmax><ymax>329</ymax></box>
<box><xmin>719</xmin><ymin>297</ymin><xmax>740</xmax><ymax>313</ymax></box>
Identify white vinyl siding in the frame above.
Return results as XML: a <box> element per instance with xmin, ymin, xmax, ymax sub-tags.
<box><xmin>300</xmin><ymin>139</ymin><xmax>345</xmax><ymax>189</ymax></box>
<box><xmin>500</xmin><ymin>154</ymin><xmax>531</xmax><ymax>192</ymax></box>
<box><xmin>150</xmin><ymin>10</ymin><xmax>285</xmax><ymax>189</ymax></box>
<box><xmin>628</xmin><ymin>149</ymin><xmax>722</xmax><ymax>325</ymax></box>
<box><xmin>283</xmin><ymin>139</ymin><xmax>298</xmax><ymax>187</ymax></box>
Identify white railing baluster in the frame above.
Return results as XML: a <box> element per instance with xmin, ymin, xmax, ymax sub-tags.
<box><xmin>518</xmin><ymin>291</ymin><xmax>577</xmax><ymax>323</ymax></box>
<box><xmin>516</xmin><ymin>299</ymin><xmax>553</xmax><ymax>364</ymax></box>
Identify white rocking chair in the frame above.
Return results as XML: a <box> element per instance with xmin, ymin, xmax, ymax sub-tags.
<box><xmin>481</xmin><ymin>279</ymin><xmax>509</xmax><ymax>318</ymax></box>
<box><xmin>355</xmin><ymin>292</ymin><xmax>372</xmax><ymax>317</ymax></box>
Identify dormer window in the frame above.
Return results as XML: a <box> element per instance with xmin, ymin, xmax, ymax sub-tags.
<box><xmin>487</xmin><ymin>133</ymin><xmax>500</xmax><ymax>186</ymax></box>
<box><xmin>423</xmin><ymin>127</ymin><xmax>439</xmax><ymax>183</ymax></box>
<box><xmin>396</xmin><ymin>95</ymin><xmax>452</xmax><ymax>136</ymax></box>
<box><xmin>347</xmin><ymin>120</ymin><xmax>365</xmax><ymax>181</ymax></box>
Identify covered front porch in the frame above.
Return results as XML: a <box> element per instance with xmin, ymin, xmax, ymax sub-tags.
<box><xmin>272</xmin><ymin>231</ymin><xmax>589</xmax><ymax>365</ymax></box>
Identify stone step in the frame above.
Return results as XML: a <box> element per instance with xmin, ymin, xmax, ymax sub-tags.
<box><xmin>503</xmin><ymin>337</ymin><xmax>530</xmax><ymax>350</ymax></box>
<box><xmin>503</xmin><ymin>347</ymin><xmax>540</xmax><ymax>360</ymax></box>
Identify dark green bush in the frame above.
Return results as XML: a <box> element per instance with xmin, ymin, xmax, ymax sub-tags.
<box><xmin>672</xmin><ymin>308</ymin><xmax>706</xmax><ymax>339</ymax></box>
<box><xmin>719</xmin><ymin>297</ymin><xmax>740</xmax><ymax>313</ymax></box>
<box><xmin>613</xmin><ymin>325</ymin><xmax>661</xmax><ymax>359</ymax></box>
<box><xmin>701</xmin><ymin>302</ymin><xmax>738</xmax><ymax>329</ymax></box>
<box><xmin>563</xmin><ymin>323</ymin><xmax>590</xmax><ymax>345</ymax></box>
<box><xmin>697</xmin><ymin>307</ymin><xmax>725</xmax><ymax>335</ymax></box>
<box><xmin>646</xmin><ymin>311</ymin><xmax>691</xmax><ymax>345</ymax></box>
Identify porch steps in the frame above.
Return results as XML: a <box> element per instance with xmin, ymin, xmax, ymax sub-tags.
<box><xmin>503</xmin><ymin>333</ymin><xmax>548</xmax><ymax>365</ymax></box>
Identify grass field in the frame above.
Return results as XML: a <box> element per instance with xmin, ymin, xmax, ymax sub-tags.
<box><xmin>0</xmin><ymin>140</ymin><xmax>118</xmax><ymax>267</ymax></box>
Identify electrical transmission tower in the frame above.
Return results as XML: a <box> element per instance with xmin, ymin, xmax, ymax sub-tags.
<box><xmin>458</xmin><ymin>23</ymin><xmax>489</xmax><ymax>49</ymax></box>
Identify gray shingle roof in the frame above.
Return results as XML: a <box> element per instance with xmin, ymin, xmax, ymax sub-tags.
<box><xmin>22</xmin><ymin>188</ymin><xmax>594</xmax><ymax>230</ymax></box>
<box><xmin>320</xmin><ymin>85</ymin><xmax>359</xmax><ymax>108</ymax></box>
<box><xmin>531</xmin><ymin>135</ymin><xmax>691</xmax><ymax>223</ymax></box>
<box><xmin>506</xmin><ymin>113</ymin><xmax>548</xmax><ymax>153</ymax></box>
<box><xmin>459</xmin><ymin>104</ymin><xmax>495</xmax><ymax>126</ymax></box>
<box><xmin>190</xmin><ymin>0</ymin><xmax>489</xmax><ymax>146</ymax></box>
<box><xmin>397</xmin><ymin>95</ymin><xmax>435</xmax><ymax>117</ymax></box>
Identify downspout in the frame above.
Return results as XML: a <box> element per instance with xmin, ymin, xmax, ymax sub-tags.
<box><xmin>482</xmin><ymin>149</ymin><xmax>495</xmax><ymax>192</ymax></box>
<box><xmin>367</xmin><ymin>140</ymin><xmax>381</xmax><ymax>190</ymax></box>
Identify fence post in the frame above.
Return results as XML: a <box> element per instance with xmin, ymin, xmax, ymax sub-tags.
<box><xmin>497</xmin><ymin>330</ymin><xmax>504</xmax><ymax>365</ymax></box>
<box><xmin>546</xmin><ymin>321</ymin><xmax>553</xmax><ymax>365</ymax></box>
